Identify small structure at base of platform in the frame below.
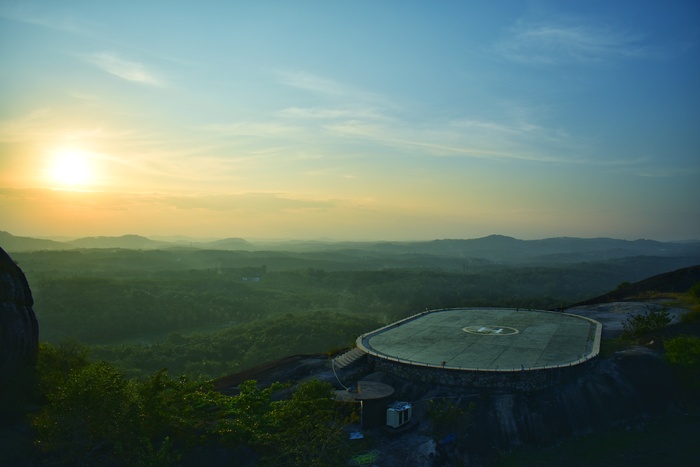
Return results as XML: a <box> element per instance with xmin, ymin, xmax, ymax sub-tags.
<box><xmin>335</xmin><ymin>381</ymin><xmax>395</xmax><ymax>429</ymax></box>
<box><xmin>386</xmin><ymin>401</ymin><xmax>412</xmax><ymax>428</ymax></box>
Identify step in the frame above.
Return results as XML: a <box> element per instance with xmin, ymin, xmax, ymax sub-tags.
<box><xmin>333</xmin><ymin>347</ymin><xmax>366</xmax><ymax>369</ymax></box>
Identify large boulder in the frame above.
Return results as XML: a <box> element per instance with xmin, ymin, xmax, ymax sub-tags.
<box><xmin>0</xmin><ymin>247</ymin><xmax>39</xmax><ymax>388</ymax></box>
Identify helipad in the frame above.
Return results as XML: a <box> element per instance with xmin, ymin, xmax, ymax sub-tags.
<box><xmin>358</xmin><ymin>308</ymin><xmax>601</xmax><ymax>371</ymax></box>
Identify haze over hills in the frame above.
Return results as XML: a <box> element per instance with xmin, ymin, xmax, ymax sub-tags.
<box><xmin>66</xmin><ymin>235</ymin><xmax>173</xmax><ymax>250</ymax></box>
<box><xmin>2</xmin><ymin>230</ymin><xmax>700</xmax><ymax>265</ymax></box>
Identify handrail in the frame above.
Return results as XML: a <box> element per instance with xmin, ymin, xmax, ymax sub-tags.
<box><xmin>330</xmin><ymin>356</ymin><xmax>350</xmax><ymax>391</ymax></box>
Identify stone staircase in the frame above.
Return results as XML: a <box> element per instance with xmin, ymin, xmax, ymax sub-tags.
<box><xmin>332</xmin><ymin>347</ymin><xmax>367</xmax><ymax>369</ymax></box>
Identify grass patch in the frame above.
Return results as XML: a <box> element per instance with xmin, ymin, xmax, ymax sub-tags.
<box><xmin>663</xmin><ymin>285</ymin><xmax>700</xmax><ymax>323</ymax></box>
<box><xmin>599</xmin><ymin>337</ymin><xmax>635</xmax><ymax>357</ymax></box>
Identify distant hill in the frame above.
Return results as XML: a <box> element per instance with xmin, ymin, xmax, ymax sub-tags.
<box><xmin>67</xmin><ymin>235</ymin><xmax>172</xmax><ymax>250</ymax></box>
<box><xmin>0</xmin><ymin>231</ymin><xmax>74</xmax><ymax>252</ymax></box>
<box><xmin>569</xmin><ymin>264</ymin><xmax>700</xmax><ymax>306</ymax></box>
<box><xmin>400</xmin><ymin>236</ymin><xmax>695</xmax><ymax>261</ymax></box>
<box><xmin>2</xmin><ymin>231</ymin><xmax>699</xmax><ymax>263</ymax></box>
<box><xmin>250</xmin><ymin>235</ymin><xmax>700</xmax><ymax>261</ymax></box>
<box><xmin>202</xmin><ymin>237</ymin><xmax>254</xmax><ymax>250</ymax></box>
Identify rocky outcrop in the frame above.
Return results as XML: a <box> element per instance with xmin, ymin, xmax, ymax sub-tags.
<box><xmin>455</xmin><ymin>347</ymin><xmax>679</xmax><ymax>460</ymax></box>
<box><xmin>570</xmin><ymin>264</ymin><xmax>700</xmax><ymax>306</ymax></box>
<box><xmin>0</xmin><ymin>247</ymin><xmax>39</xmax><ymax>388</ymax></box>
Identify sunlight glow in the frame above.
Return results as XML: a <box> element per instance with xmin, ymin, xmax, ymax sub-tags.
<box><xmin>48</xmin><ymin>148</ymin><xmax>96</xmax><ymax>188</ymax></box>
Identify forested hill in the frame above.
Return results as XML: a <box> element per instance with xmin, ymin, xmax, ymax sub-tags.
<box><xmin>0</xmin><ymin>231</ymin><xmax>71</xmax><ymax>251</ymax></box>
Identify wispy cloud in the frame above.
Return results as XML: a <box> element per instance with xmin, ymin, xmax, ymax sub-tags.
<box><xmin>277</xmin><ymin>106</ymin><xmax>386</xmax><ymax>121</ymax></box>
<box><xmin>202</xmin><ymin>107</ymin><xmax>577</xmax><ymax>165</ymax></box>
<box><xmin>0</xmin><ymin>108</ymin><xmax>53</xmax><ymax>142</ymax></box>
<box><xmin>269</xmin><ymin>69</ymin><xmax>580</xmax><ymax>163</ymax></box>
<box><xmin>201</xmin><ymin>121</ymin><xmax>303</xmax><ymax>138</ymax></box>
<box><xmin>85</xmin><ymin>52</ymin><xmax>161</xmax><ymax>85</ymax></box>
<box><xmin>323</xmin><ymin>109</ymin><xmax>577</xmax><ymax>164</ymax></box>
<box><xmin>495</xmin><ymin>18</ymin><xmax>653</xmax><ymax>65</ymax></box>
<box><xmin>619</xmin><ymin>166</ymin><xmax>700</xmax><ymax>178</ymax></box>
<box><xmin>199</xmin><ymin>66</ymin><xmax>622</xmax><ymax>166</ymax></box>
<box><xmin>277</xmin><ymin>70</ymin><xmax>350</xmax><ymax>96</ymax></box>
<box><xmin>0</xmin><ymin>3</ymin><xmax>93</xmax><ymax>35</ymax></box>
<box><xmin>0</xmin><ymin>108</ymin><xmax>145</xmax><ymax>144</ymax></box>
<box><xmin>275</xmin><ymin>69</ymin><xmax>386</xmax><ymax>105</ymax></box>
<box><xmin>161</xmin><ymin>192</ymin><xmax>337</xmax><ymax>213</ymax></box>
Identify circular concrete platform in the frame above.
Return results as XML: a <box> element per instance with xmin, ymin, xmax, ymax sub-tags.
<box><xmin>358</xmin><ymin>308</ymin><xmax>601</xmax><ymax>371</ymax></box>
<box><xmin>334</xmin><ymin>381</ymin><xmax>395</xmax><ymax>403</ymax></box>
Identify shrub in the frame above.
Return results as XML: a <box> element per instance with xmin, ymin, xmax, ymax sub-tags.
<box><xmin>664</xmin><ymin>336</ymin><xmax>700</xmax><ymax>390</ymax></box>
<box><xmin>689</xmin><ymin>281</ymin><xmax>700</xmax><ymax>300</ymax></box>
<box><xmin>622</xmin><ymin>307</ymin><xmax>671</xmax><ymax>338</ymax></box>
<box><xmin>680</xmin><ymin>281</ymin><xmax>700</xmax><ymax>323</ymax></box>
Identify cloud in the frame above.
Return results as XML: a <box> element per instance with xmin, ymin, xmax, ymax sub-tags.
<box><xmin>268</xmin><ymin>68</ymin><xmax>579</xmax><ymax>164</ymax></box>
<box><xmin>620</xmin><ymin>165</ymin><xmax>700</xmax><ymax>178</ymax></box>
<box><xmin>202</xmin><ymin>106</ymin><xmax>578</xmax><ymax>165</ymax></box>
<box><xmin>0</xmin><ymin>108</ymin><xmax>152</xmax><ymax>148</ymax></box>
<box><xmin>201</xmin><ymin>121</ymin><xmax>301</xmax><ymax>138</ymax></box>
<box><xmin>202</xmin><ymin>69</ymin><xmax>614</xmax><ymax>167</ymax></box>
<box><xmin>275</xmin><ymin>69</ymin><xmax>385</xmax><ymax>105</ymax></box>
<box><xmin>277</xmin><ymin>70</ymin><xmax>349</xmax><ymax>96</ymax></box>
<box><xmin>495</xmin><ymin>18</ymin><xmax>652</xmax><ymax>65</ymax></box>
<box><xmin>162</xmin><ymin>192</ymin><xmax>337</xmax><ymax>213</ymax></box>
<box><xmin>85</xmin><ymin>52</ymin><xmax>161</xmax><ymax>85</ymax></box>
<box><xmin>0</xmin><ymin>187</ymin><xmax>338</xmax><ymax>216</ymax></box>
<box><xmin>323</xmin><ymin>111</ymin><xmax>576</xmax><ymax>164</ymax></box>
<box><xmin>0</xmin><ymin>3</ymin><xmax>93</xmax><ymax>35</ymax></box>
<box><xmin>0</xmin><ymin>108</ymin><xmax>53</xmax><ymax>142</ymax></box>
<box><xmin>278</xmin><ymin>106</ymin><xmax>386</xmax><ymax>121</ymax></box>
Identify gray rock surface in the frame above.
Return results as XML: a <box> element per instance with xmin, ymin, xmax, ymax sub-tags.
<box><xmin>475</xmin><ymin>347</ymin><xmax>677</xmax><ymax>448</ymax></box>
<box><xmin>0</xmin><ymin>246</ymin><xmax>39</xmax><ymax>388</ymax></box>
<box><xmin>567</xmin><ymin>301</ymin><xmax>689</xmax><ymax>337</ymax></box>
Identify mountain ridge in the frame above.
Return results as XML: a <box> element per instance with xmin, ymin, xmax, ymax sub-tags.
<box><xmin>1</xmin><ymin>231</ymin><xmax>699</xmax><ymax>264</ymax></box>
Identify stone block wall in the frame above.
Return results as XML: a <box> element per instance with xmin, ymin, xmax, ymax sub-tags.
<box><xmin>367</xmin><ymin>355</ymin><xmax>598</xmax><ymax>392</ymax></box>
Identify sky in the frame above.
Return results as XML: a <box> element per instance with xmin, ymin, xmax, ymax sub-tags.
<box><xmin>1</xmin><ymin>0</ymin><xmax>699</xmax><ymax>241</ymax></box>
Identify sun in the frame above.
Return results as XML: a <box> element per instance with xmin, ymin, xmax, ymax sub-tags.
<box><xmin>48</xmin><ymin>148</ymin><xmax>96</xmax><ymax>188</ymax></box>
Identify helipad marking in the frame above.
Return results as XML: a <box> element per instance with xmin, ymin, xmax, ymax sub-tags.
<box><xmin>463</xmin><ymin>325</ymin><xmax>519</xmax><ymax>336</ymax></box>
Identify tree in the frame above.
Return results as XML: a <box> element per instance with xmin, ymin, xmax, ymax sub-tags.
<box><xmin>260</xmin><ymin>379</ymin><xmax>349</xmax><ymax>466</ymax></box>
<box><xmin>35</xmin><ymin>339</ymin><xmax>89</xmax><ymax>396</ymax></box>
<box><xmin>33</xmin><ymin>361</ymin><xmax>148</xmax><ymax>465</ymax></box>
<box><xmin>215</xmin><ymin>379</ymin><xmax>349</xmax><ymax>466</ymax></box>
<box><xmin>32</xmin><ymin>344</ymin><xmax>353</xmax><ymax>465</ymax></box>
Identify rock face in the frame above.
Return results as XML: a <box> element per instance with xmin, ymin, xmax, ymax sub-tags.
<box><xmin>457</xmin><ymin>347</ymin><xmax>679</xmax><ymax>460</ymax></box>
<box><xmin>0</xmin><ymin>247</ymin><xmax>39</xmax><ymax>388</ymax></box>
